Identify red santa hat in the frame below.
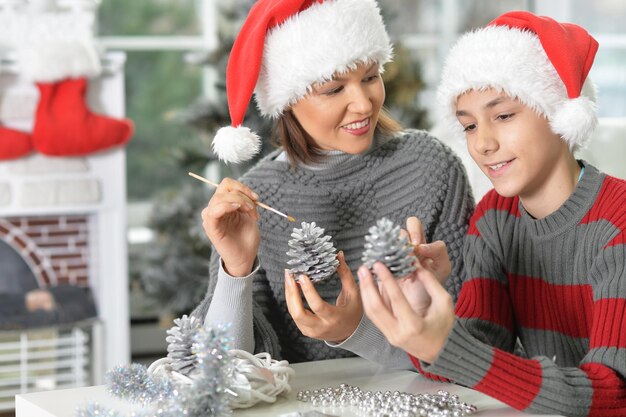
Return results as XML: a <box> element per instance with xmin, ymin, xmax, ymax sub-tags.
<box><xmin>437</xmin><ymin>11</ymin><xmax>599</xmax><ymax>152</ymax></box>
<box><xmin>212</xmin><ymin>0</ymin><xmax>393</xmax><ymax>164</ymax></box>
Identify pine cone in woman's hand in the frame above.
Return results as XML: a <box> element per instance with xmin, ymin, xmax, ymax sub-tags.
<box><xmin>286</xmin><ymin>222</ymin><xmax>339</xmax><ymax>283</ymax></box>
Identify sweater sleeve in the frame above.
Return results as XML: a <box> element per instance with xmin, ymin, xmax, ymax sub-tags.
<box><xmin>324</xmin><ymin>314</ymin><xmax>414</xmax><ymax>370</ymax></box>
<box><xmin>190</xmin><ymin>250</ymin><xmax>282</xmax><ymax>358</ymax></box>
<box><xmin>418</xmin><ymin>221</ymin><xmax>626</xmax><ymax>416</ymax></box>
<box><xmin>203</xmin><ymin>257</ymin><xmax>256</xmax><ymax>352</ymax></box>
<box><xmin>429</xmin><ymin>152</ymin><xmax>474</xmax><ymax>302</ymax></box>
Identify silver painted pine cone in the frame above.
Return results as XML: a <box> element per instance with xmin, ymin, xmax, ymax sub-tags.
<box><xmin>286</xmin><ymin>221</ymin><xmax>339</xmax><ymax>283</ymax></box>
<box><xmin>165</xmin><ymin>315</ymin><xmax>202</xmax><ymax>376</ymax></box>
<box><xmin>362</xmin><ymin>217</ymin><xmax>417</xmax><ymax>279</ymax></box>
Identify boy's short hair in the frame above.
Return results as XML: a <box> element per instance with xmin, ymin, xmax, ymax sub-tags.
<box><xmin>437</xmin><ymin>11</ymin><xmax>598</xmax><ymax>153</ymax></box>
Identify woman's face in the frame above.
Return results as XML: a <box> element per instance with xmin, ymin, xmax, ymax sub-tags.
<box><xmin>290</xmin><ymin>62</ymin><xmax>385</xmax><ymax>154</ymax></box>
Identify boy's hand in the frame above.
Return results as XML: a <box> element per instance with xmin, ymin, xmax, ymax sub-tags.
<box><xmin>405</xmin><ymin>217</ymin><xmax>452</xmax><ymax>285</ymax></box>
<box><xmin>284</xmin><ymin>251</ymin><xmax>363</xmax><ymax>343</ymax></box>
<box><xmin>358</xmin><ymin>261</ymin><xmax>455</xmax><ymax>363</ymax></box>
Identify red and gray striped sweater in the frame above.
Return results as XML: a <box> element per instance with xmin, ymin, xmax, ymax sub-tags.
<box><xmin>414</xmin><ymin>162</ymin><xmax>626</xmax><ymax>416</ymax></box>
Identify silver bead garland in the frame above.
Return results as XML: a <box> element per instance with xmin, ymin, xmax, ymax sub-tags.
<box><xmin>297</xmin><ymin>384</ymin><xmax>477</xmax><ymax>417</ymax></box>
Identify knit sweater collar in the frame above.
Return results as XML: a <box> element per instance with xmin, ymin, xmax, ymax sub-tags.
<box><xmin>519</xmin><ymin>160</ymin><xmax>604</xmax><ymax>237</ymax></box>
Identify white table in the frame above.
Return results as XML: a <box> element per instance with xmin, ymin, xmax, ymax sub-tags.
<box><xmin>16</xmin><ymin>357</ymin><xmax>562</xmax><ymax>417</ymax></box>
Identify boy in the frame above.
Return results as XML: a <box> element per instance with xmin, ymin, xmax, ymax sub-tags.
<box><xmin>358</xmin><ymin>11</ymin><xmax>626</xmax><ymax>417</ymax></box>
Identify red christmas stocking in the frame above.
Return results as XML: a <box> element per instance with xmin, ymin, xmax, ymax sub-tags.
<box><xmin>32</xmin><ymin>78</ymin><xmax>133</xmax><ymax>156</ymax></box>
<box><xmin>0</xmin><ymin>124</ymin><xmax>33</xmax><ymax>160</ymax></box>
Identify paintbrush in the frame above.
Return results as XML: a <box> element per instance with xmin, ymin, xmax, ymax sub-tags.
<box><xmin>188</xmin><ymin>172</ymin><xmax>296</xmax><ymax>222</ymax></box>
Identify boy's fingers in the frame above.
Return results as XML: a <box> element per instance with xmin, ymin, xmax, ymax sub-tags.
<box><xmin>358</xmin><ymin>266</ymin><xmax>399</xmax><ymax>331</ymax></box>
<box><xmin>372</xmin><ymin>263</ymin><xmax>416</xmax><ymax>318</ymax></box>
<box><xmin>380</xmin><ymin>281</ymin><xmax>392</xmax><ymax>308</ymax></box>
<box><xmin>417</xmin><ymin>241</ymin><xmax>446</xmax><ymax>258</ymax></box>
<box><xmin>406</xmin><ymin>217</ymin><xmax>425</xmax><ymax>245</ymax></box>
<box><xmin>415</xmin><ymin>268</ymin><xmax>451</xmax><ymax>310</ymax></box>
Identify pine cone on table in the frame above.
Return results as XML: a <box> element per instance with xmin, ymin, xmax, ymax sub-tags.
<box><xmin>166</xmin><ymin>315</ymin><xmax>202</xmax><ymax>376</ymax></box>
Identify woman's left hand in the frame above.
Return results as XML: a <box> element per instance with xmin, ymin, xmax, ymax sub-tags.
<box><xmin>285</xmin><ymin>251</ymin><xmax>363</xmax><ymax>343</ymax></box>
<box><xmin>358</xmin><ymin>261</ymin><xmax>455</xmax><ymax>363</ymax></box>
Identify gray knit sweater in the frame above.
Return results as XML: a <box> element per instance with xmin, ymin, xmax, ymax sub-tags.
<box><xmin>191</xmin><ymin>129</ymin><xmax>474</xmax><ymax>364</ymax></box>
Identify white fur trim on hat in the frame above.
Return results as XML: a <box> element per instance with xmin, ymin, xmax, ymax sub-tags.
<box><xmin>18</xmin><ymin>38</ymin><xmax>101</xmax><ymax>83</ymax></box>
<box><xmin>254</xmin><ymin>0</ymin><xmax>393</xmax><ymax>118</ymax></box>
<box><xmin>212</xmin><ymin>126</ymin><xmax>261</xmax><ymax>164</ymax></box>
<box><xmin>437</xmin><ymin>25</ymin><xmax>597</xmax><ymax>152</ymax></box>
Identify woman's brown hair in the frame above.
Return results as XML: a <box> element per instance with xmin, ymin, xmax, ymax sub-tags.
<box><xmin>272</xmin><ymin>107</ymin><xmax>402</xmax><ymax>166</ymax></box>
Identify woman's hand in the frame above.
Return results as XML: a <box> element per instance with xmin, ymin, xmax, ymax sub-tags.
<box><xmin>358</xmin><ymin>261</ymin><xmax>455</xmax><ymax>363</ymax></box>
<box><xmin>405</xmin><ymin>217</ymin><xmax>452</xmax><ymax>285</ymax></box>
<box><xmin>202</xmin><ymin>178</ymin><xmax>261</xmax><ymax>277</ymax></box>
<box><xmin>285</xmin><ymin>251</ymin><xmax>363</xmax><ymax>343</ymax></box>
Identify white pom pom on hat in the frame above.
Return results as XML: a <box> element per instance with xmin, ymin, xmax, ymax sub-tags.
<box><xmin>212</xmin><ymin>126</ymin><xmax>261</xmax><ymax>165</ymax></box>
<box><xmin>437</xmin><ymin>11</ymin><xmax>599</xmax><ymax>152</ymax></box>
<box><xmin>212</xmin><ymin>0</ymin><xmax>393</xmax><ymax>164</ymax></box>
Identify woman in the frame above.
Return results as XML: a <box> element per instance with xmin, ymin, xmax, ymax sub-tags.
<box><xmin>191</xmin><ymin>0</ymin><xmax>473</xmax><ymax>368</ymax></box>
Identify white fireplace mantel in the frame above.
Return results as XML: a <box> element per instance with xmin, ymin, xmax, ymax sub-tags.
<box><xmin>0</xmin><ymin>52</ymin><xmax>131</xmax><ymax>377</ymax></box>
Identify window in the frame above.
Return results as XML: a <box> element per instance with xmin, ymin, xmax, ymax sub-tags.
<box><xmin>97</xmin><ymin>0</ymin><xmax>218</xmax><ymax>360</ymax></box>
<box><xmin>535</xmin><ymin>0</ymin><xmax>626</xmax><ymax>179</ymax></box>
<box><xmin>98</xmin><ymin>0</ymin><xmax>212</xmax><ymax>201</ymax></box>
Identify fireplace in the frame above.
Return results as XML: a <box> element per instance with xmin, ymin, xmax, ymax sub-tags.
<box><xmin>0</xmin><ymin>52</ymin><xmax>130</xmax><ymax>407</ymax></box>
<box><xmin>0</xmin><ymin>216</ymin><xmax>91</xmax><ymax>289</ymax></box>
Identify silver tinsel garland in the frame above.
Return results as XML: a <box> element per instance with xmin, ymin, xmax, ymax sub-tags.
<box><xmin>362</xmin><ymin>218</ymin><xmax>417</xmax><ymax>279</ymax></box>
<box><xmin>76</xmin><ymin>317</ymin><xmax>233</xmax><ymax>417</ymax></box>
<box><xmin>286</xmin><ymin>221</ymin><xmax>339</xmax><ymax>283</ymax></box>
<box><xmin>106</xmin><ymin>363</ymin><xmax>175</xmax><ymax>405</ymax></box>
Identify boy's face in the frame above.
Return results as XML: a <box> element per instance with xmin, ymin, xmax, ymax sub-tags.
<box><xmin>455</xmin><ymin>89</ymin><xmax>570</xmax><ymax>199</ymax></box>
